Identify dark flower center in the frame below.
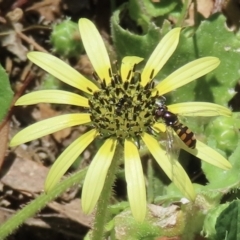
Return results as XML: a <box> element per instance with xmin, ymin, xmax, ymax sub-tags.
<box><xmin>89</xmin><ymin>68</ymin><xmax>159</xmax><ymax>143</ymax></box>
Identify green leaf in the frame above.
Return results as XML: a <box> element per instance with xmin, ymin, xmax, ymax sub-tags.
<box><xmin>111</xmin><ymin>5</ymin><xmax>172</xmax><ymax>62</ymax></box>
<box><xmin>205</xmin><ymin>116</ymin><xmax>239</xmax><ymax>154</ymax></box>
<box><xmin>202</xmin><ymin>203</ymin><xmax>230</xmax><ymax>239</ymax></box>
<box><xmin>168</xmin><ymin>14</ymin><xmax>240</xmax><ymax>105</ymax></box>
<box><xmin>216</xmin><ymin>200</ymin><xmax>240</xmax><ymax>240</ymax></box>
<box><xmin>200</xmin><ymin>138</ymin><xmax>240</xmax><ymax>191</ymax></box>
<box><xmin>128</xmin><ymin>0</ymin><xmax>180</xmax><ymax>32</ymax></box>
<box><xmin>0</xmin><ymin>64</ymin><xmax>13</xmax><ymax>122</ymax></box>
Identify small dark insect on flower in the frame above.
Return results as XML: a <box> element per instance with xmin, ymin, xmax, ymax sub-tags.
<box><xmin>155</xmin><ymin>101</ymin><xmax>196</xmax><ymax>149</ymax></box>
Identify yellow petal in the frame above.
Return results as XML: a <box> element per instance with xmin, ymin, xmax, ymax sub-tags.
<box><xmin>81</xmin><ymin>138</ymin><xmax>117</xmax><ymax>214</ymax></box>
<box><xmin>180</xmin><ymin>140</ymin><xmax>232</xmax><ymax>170</ymax></box>
<box><xmin>141</xmin><ymin>28</ymin><xmax>181</xmax><ymax>86</ymax></box>
<box><xmin>141</xmin><ymin>132</ymin><xmax>196</xmax><ymax>201</ymax></box>
<box><xmin>45</xmin><ymin>129</ymin><xmax>98</xmax><ymax>192</ymax></box>
<box><xmin>10</xmin><ymin>113</ymin><xmax>91</xmax><ymax>146</ymax></box>
<box><xmin>152</xmin><ymin>123</ymin><xmax>167</xmax><ymax>133</ymax></box>
<box><xmin>168</xmin><ymin>102</ymin><xmax>232</xmax><ymax>117</ymax></box>
<box><xmin>27</xmin><ymin>52</ymin><xmax>99</xmax><ymax>94</ymax></box>
<box><xmin>121</xmin><ymin>56</ymin><xmax>144</xmax><ymax>82</ymax></box>
<box><xmin>154</xmin><ymin>57</ymin><xmax>220</xmax><ymax>95</ymax></box>
<box><xmin>79</xmin><ymin>18</ymin><xmax>112</xmax><ymax>85</ymax></box>
<box><xmin>15</xmin><ymin>90</ymin><xmax>89</xmax><ymax>107</ymax></box>
<box><xmin>124</xmin><ymin>139</ymin><xmax>146</xmax><ymax>222</ymax></box>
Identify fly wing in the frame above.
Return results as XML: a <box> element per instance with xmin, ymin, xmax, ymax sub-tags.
<box><xmin>154</xmin><ymin>126</ymin><xmax>181</xmax><ymax>171</ymax></box>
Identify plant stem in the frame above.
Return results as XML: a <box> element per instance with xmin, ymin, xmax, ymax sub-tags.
<box><xmin>91</xmin><ymin>144</ymin><xmax>122</xmax><ymax>240</ymax></box>
<box><xmin>176</xmin><ymin>0</ymin><xmax>191</xmax><ymax>27</ymax></box>
<box><xmin>0</xmin><ymin>168</ymin><xmax>87</xmax><ymax>239</ymax></box>
<box><xmin>147</xmin><ymin>159</ymin><xmax>154</xmax><ymax>203</ymax></box>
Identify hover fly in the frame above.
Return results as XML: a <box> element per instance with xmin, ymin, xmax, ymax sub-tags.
<box><xmin>154</xmin><ymin>102</ymin><xmax>196</xmax><ymax>149</ymax></box>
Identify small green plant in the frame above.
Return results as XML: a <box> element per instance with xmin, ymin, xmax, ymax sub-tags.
<box><xmin>50</xmin><ymin>19</ymin><xmax>84</xmax><ymax>58</ymax></box>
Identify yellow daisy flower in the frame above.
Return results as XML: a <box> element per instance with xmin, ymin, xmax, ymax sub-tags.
<box><xmin>10</xmin><ymin>18</ymin><xmax>231</xmax><ymax>222</ymax></box>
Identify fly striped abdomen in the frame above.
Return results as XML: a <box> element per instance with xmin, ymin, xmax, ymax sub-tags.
<box><xmin>172</xmin><ymin>122</ymin><xmax>196</xmax><ymax>149</ymax></box>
